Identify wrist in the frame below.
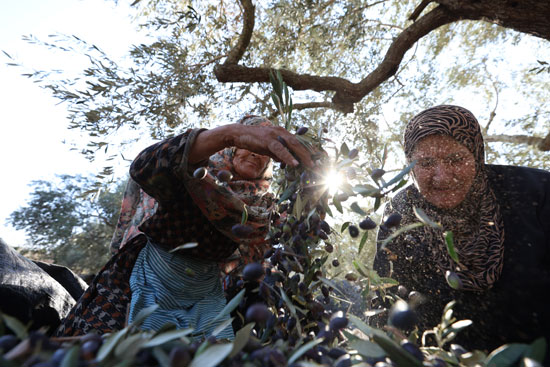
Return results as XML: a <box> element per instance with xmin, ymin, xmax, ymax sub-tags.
<box><xmin>217</xmin><ymin>123</ymin><xmax>240</xmax><ymax>148</ymax></box>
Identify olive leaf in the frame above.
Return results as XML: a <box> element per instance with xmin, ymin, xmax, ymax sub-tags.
<box><xmin>189</xmin><ymin>342</ymin><xmax>234</xmax><ymax>367</ymax></box>
<box><xmin>379</xmin><ymin>222</ymin><xmax>424</xmax><ymax>249</ymax></box>
<box><xmin>358</xmin><ymin>230</ymin><xmax>369</xmax><ymax>255</ymax></box>
<box><xmin>96</xmin><ymin>328</ymin><xmax>128</xmax><ymax>362</ymax></box>
<box><xmin>228</xmin><ymin>323</ymin><xmax>255</xmax><ymax>358</ymax></box>
<box><xmin>141</xmin><ymin>328</ymin><xmax>194</xmax><ymax>348</ymax></box>
<box><xmin>381</xmin><ymin>160</ymin><xmax>416</xmax><ymax>189</ymax></box>
<box><xmin>413</xmin><ymin>207</ymin><xmax>442</xmax><ymax>229</ymax></box>
<box><xmin>1</xmin><ymin>313</ymin><xmax>28</xmax><ymax>339</ymax></box>
<box><xmin>444</xmin><ymin>231</ymin><xmax>459</xmax><ymax>263</ymax></box>
<box><xmin>288</xmin><ymin>338</ymin><xmax>324</xmax><ymax>365</ymax></box>
<box><xmin>169</xmin><ymin>242</ymin><xmax>198</xmax><ymax>252</ymax></box>
<box><xmin>350</xmin><ymin>202</ymin><xmax>367</xmax><ymax>216</ymax></box>
<box><xmin>241</xmin><ymin>204</ymin><xmax>248</xmax><ymax>225</ymax></box>
<box><xmin>208</xmin><ymin>288</ymin><xmax>245</xmax><ymax>326</ymax></box>
<box><xmin>60</xmin><ymin>345</ymin><xmax>80</xmax><ymax>367</ymax></box>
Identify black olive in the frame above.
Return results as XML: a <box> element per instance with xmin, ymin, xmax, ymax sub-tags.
<box><xmin>324</xmin><ymin>243</ymin><xmax>334</xmax><ymax>253</ymax></box>
<box><xmin>81</xmin><ymin>339</ymin><xmax>101</xmax><ymax>360</ymax></box>
<box><xmin>329</xmin><ymin>311</ymin><xmax>348</xmax><ymax>331</ymax></box>
<box><xmin>296</xmin><ymin>126</ymin><xmax>308</xmax><ymax>135</ymax></box>
<box><xmin>384</xmin><ymin>213</ymin><xmax>402</xmax><ymax>228</ymax></box>
<box><xmin>193</xmin><ymin>167</ymin><xmax>207</xmax><ymax>179</ymax></box>
<box><xmin>246</xmin><ymin>303</ymin><xmax>271</xmax><ymax>324</ymax></box>
<box><xmin>370</xmin><ymin>168</ymin><xmax>385</xmax><ymax>181</ymax></box>
<box><xmin>231</xmin><ymin>224</ymin><xmax>254</xmax><ymax>237</ymax></box>
<box><xmin>327</xmin><ymin>347</ymin><xmax>347</xmax><ymax>359</ymax></box>
<box><xmin>321</xmin><ymin>285</ymin><xmax>330</xmax><ymax>298</ymax></box>
<box><xmin>359</xmin><ymin>217</ymin><xmax>377</xmax><ymax>230</ymax></box>
<box><xmin>242</xmin><ymin>262</ymin><xmax>264</xmax><ymax>281</ymax></box>
<box><xmin>348</xmin><ymin>225</ymin><xmax>359</xmax><ymax>238</ymax></box>
<box><xmin>348</xmin><ymin>148</ymin><xmax>359</xmax><ymax>159</ymax></box>
<box><xmin>319</xmin><ymin>220</ymin><xmax>331</xmax><ymax>234</ymax></box>
<box><xmin>400</xmin><ymin>340</ymin><xmax>424</xmax><ymax>361</ymax></box>
<box><xmin>388</xmin><ymin>300</ymin><xmax>417</xmax><ymax>330</ymax></box>
<box><xmin>217</xmin><ymin>169</ymin><xmax>233</xmax><ymax>182</ymax></box>
<box><xmin>317</xmin><ymin>229</ymin><xmax>329</xmax><ymax>240</ymax></box>
<box><xmin>169</xmin><ymin>346</ymin><xmax>191</xmax><ymax>367</ymax></box>
<box><xmin>332</xmin><ymin>259</ymin><xmax>340</xmax><ymax>267</ymax></box>
<box><xmin>286</xmin><ymin>316</ymin><xmax>297</xmax><ymax>332</ymax></box>
<box><xmin>397</xmin><ymin>285</ymin><xmax>408</xmax><ymax>298</ymax></box>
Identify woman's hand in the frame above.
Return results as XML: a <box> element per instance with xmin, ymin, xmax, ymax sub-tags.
<box><xmin>189</xmin><ymin>123</ymin><xmax>314</xmax><ymax>168</ymax></box>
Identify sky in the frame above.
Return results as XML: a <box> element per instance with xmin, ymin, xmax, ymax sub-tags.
<box><xmin>0</xmin><ymin>0</ymin><xmax>147</xmax><ymax>247</ymax></box>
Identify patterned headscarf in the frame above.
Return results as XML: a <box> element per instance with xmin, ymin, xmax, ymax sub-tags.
<box><xmin>397</xmin><ymin>105</ymin><xmax>505</xmax><ymax>291</ymax></box>
<box><xmin>182</xmin><ymin>116</ymin><xmax>275</xmax><ymax>261</ymax></box>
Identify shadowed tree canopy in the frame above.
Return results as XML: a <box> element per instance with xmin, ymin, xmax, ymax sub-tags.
<box><xmin>9</xmin><ymin>175</ymin><xmax>124</xmax><ymax>273</ymax></box>
<box><xmin>7</xmin><ymin>0</ymin><xmax>549</xmax><ymax>170</ymax></box>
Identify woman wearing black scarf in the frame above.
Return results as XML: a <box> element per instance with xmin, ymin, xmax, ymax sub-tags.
<box><xmin>373</xmin><ymin>105</ymin><xmax>550</xmax><ymax>355</ymax></box>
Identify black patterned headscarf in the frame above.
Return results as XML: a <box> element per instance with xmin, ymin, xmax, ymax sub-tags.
<box><xmin>398</xmin><ymin>105</ymin><xmax>505</xmax><ymax>291</ymax></box>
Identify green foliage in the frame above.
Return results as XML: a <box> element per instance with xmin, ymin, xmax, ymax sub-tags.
<box><xmin>4</xmin><ymin>0</ymin><xmax>548</xmax><ymax>173</ymax></box>
<box><xmin>9</xmin><ymin>175</ymin><xmax>125</xmax><ymax>273</ymax></box>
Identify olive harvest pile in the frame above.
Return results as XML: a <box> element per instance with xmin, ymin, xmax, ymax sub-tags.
<box><xmin>0</xmin><ymin>73</ymin><xmax>546</xmax><ymax>367</ymax></box>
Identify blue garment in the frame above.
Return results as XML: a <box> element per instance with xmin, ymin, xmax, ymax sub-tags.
<box><xmin>128</xmin><ymin>239</ymin><xmax>234</xmax><ymax>340</ymax></box>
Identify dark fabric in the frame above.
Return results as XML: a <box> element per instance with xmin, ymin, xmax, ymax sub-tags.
<box><xmin>373</xmin><ymin>164</ymin><xmax>550</xmax><ymax>353</ymax></box>
<box><xmin>55</xmin><ymin>235</ymin><xmax>146</xmax><ymax>336</ymax></box>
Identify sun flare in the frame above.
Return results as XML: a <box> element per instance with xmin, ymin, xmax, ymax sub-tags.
<box><xmin>323</xmin><ymin>169</ymin><xmax>344</xmax><ymax>195</ymax></box>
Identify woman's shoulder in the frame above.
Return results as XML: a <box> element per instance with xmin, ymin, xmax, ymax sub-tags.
<box><xmin>486</xmin><ymin>164</ymin><xmax>550</xmax><ymax>180</ymax></box>
<box><xmin>486</xmin><ymin>164</ymin><xmax>550</xmax><ymax>196</ymax></box>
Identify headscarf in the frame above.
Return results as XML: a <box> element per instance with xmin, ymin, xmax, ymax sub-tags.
<box><xmin>180</xmin><ymin>115</ymin><xmax>275</xmax><ymax>264</ymax></box>
<box><xmin>396</xmin><ymin>105</ymin><xmax>505</xmax><ymax>291</ymax></box>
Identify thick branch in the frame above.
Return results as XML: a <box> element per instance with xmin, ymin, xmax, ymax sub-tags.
<box><xmin>538</xmin><ymin>132</ymin><xmax>550</xmax><ymax>151</ymax></box>
<box><xmin>409</xmin><ymin>0</ymin><xmax>432</xmax><ymax>22</ymax></box>
<box><xmin>225</xmin><ymin>0</ymin><xmax>255</xmax><ymax>64</ymax></box>
<box><xmin>215</xmin><ymin>0</ymin><xmax>549</xmax><ymax>115</ymax></box>
<box><xmin>435</xmin><ymin>0</ymin><xmax>550</xmax><ymax>41</ymax></box>
<box><xmin>486</xmin><ymin>134</ymin><xmax>545</xmax><ymax>149</ymax></box>
<box><xmin>215</xmin><ymin>5</ymin><xmax>458</xmax><ymax>113</ymax></box>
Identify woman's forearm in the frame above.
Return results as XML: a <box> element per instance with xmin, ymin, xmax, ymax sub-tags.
<box><xmin>188</xmin><ymin>125</ymin><xmax>238</xmax><ymax>164</ymax></box>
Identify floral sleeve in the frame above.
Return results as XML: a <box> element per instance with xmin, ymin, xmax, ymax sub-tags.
<box><xmin>109</xmin><ymin>178</ymin><xmax>158</xmax><ymax>254</ymax></box>
<box><xmin>129</xmin><ymin>129</ymin><xmax>206</xmax><ymax>204</ymax></box>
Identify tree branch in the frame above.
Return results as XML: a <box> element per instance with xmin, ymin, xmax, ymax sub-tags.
<box><xmin>485</xmin><ymin>134</ymin><xmax>545</xmax><ymax>149</ymax></box>
<box><xmin>215</xmin><ymin>5</ymin><xmax>459</xmax><ymax>113</ymax></box>
<box><xmin>409</xmin><ymin>0</ymin><xmax>433</xmax><ymax>22</ymax></box>
<box><xmin>268</xmin><ymin>101</ymin><xmax>335</xmax><ymax>120</ymax></box>
<box><xmin>435</xmin><ymin>0</ymin><xmax>550</xmax><ymax>41</ymax></box>
<box><xmin>538</xmin><ymin>132</ymin><xmax>550</xmax><ymax>151</ymax></box>
<box><xmin>224</xmin><ymin>0</ymin><xmax>255</xmax><ymax>65</ymax></box>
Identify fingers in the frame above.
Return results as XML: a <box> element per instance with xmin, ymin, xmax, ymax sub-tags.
<box><xmin>268</xmin><ymin>127</ymin><xmax>314</xmax><ymax>168</ymax></box>
<box><xmin>232</xmin><ymin>124</ymin><xmax>314</xmax><ymax>168</ymax></box>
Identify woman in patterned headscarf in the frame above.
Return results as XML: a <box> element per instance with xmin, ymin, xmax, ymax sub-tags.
<box><xmin>56</xmin><ymin>116</ymin><xmax>313</xmax><ymax>339</ymax></box>
<box><xmin>373</xmin><ymin>105</ymin><xmax>550</xmax><ymax>353</ymax></box>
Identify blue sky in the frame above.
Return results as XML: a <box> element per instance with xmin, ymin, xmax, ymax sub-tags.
<box><xmin>0</xmin><ymin>0</ymin><xmax>145</xmax><ymax>246</ymax></box>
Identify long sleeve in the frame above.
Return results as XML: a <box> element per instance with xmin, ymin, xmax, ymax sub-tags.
<box><xmin>129</xmin><ymin>129</ymin><xmax>206</xmax><ymax>204</ymax></box>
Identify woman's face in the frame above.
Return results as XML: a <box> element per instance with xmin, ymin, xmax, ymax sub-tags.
<box><xmin>233</xmin><ymin>149</ymin><xmax>271</xmax><ymax>180</ymax></box>
<box><xmin>410</xmin><ymin>134</ymin><xmax>477</xmax><ymax>209</ymax></box>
